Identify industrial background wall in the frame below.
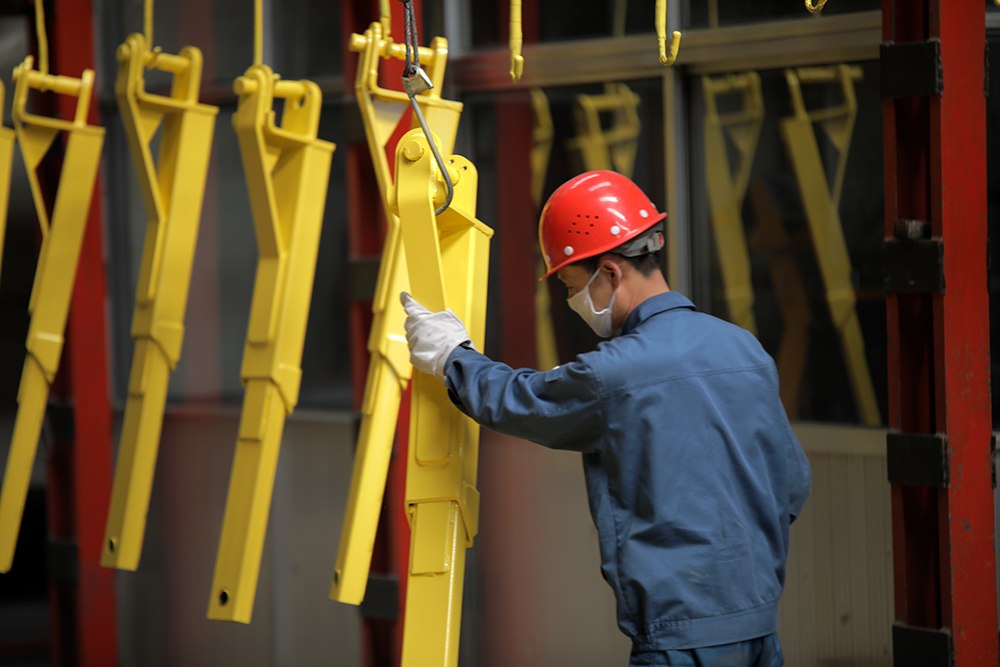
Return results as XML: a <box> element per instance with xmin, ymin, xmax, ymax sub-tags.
<box><xmin>0</xmin><ymin>0</ymin><xmax>995</xmax><ymax>666</ymax></box>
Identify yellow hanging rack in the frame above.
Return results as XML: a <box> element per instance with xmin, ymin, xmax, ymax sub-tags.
<box><xmin>655</xmin><ymin>0</ymin><xmax>682</xmax><ymax>66</ymax></box>
<box><xmin>206</xmin><ymin>0</ymin><xmax>335</xmax><ymax>623</ymax></box>
<box><xmin>805</xmin><ymin>0</ymin><xmax>828</xmax><ymax>13</ymax></box>
<box><xmin>0</xmin><ymin>0</ymin><xmax>105</xmax><ymax>572</ymax></box>
<box><xmin>100</xmin><ymin>0</ymin><xmax>219</xmax><ymax>571</ymax></box>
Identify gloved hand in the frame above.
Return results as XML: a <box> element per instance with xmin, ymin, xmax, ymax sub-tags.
<box><xmin>400</xmin><ymin>292</ymin><xmax>473</xmax><ymax>378</ymax></box>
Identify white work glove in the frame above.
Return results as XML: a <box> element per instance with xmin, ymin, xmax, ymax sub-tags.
<box><xmin>400</xmin><ymin>292</ymin><xmax>473</xmax><ymax>378</ymax></box>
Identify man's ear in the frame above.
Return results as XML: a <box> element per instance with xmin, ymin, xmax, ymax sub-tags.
<box><xmin>599</xmin><ymin>256</ymin><xmax>624</xmax><ymax>288</ymax></box>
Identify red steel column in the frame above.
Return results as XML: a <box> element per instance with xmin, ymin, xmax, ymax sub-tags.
<box><xmin>45</xmin><ymin>0</ymin><xmax>117</xmax><ymax>665</ymax></box>
<box><xmin>884</xmin><ymin>1</ymin><xmax>996</xmax><ymax>664</ymax></box>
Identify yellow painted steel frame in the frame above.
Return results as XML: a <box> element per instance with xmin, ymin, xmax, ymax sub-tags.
<box><xmin>702</xmin><ymin>73</ymin><xmax>764</xmax><ymax>334</ymax></box>
<box><xmin>0</xmin><ymin>56</ymin><xmax>105</xmax><ymax>572</ymax></box>
<box><xmin>331</xmin><ymin>24</ymin><xmax>462</xmax><ymax>606</ymax></box>
<box><xmin>780</xmin><ymin>64</ymin><xmax>880</xmax><ymax>426</ymax></box>
<box><xmin>393</xmin><ymin>127</ymin><xmax>492</xmax><ymax>667</ymax></box>
<box><xmin>0</xmin><ymin>83</ymin><xmax>15</xmax><ymax>283</ymax></box>
<box><xmin>102</xmin><ymin>34</ymin><xmax>218</xmax><ymax>571</ymax></box>
<box><xmin>207</xmin><ymin>64</ymin><xmax>334</xmax><ymax>622</ymax></box>
<box><xmin>567</xmin><ymin>83</ymin><xmax>641</xmax><ymax>177</ymax></box>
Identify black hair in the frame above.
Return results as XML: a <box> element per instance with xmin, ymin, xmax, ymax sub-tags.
<box><xmin>577</xmin><ymin>250</ymin><xmax>664</xmax><ymax>277</ymax></box>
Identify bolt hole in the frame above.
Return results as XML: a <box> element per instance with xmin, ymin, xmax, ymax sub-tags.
<box><xmin>219</xmin><ymin>590</ymin><xmax>230</xmax><ymax>606</ymax></box>
<box><xmin>107</xmin><ymin>537</ymin><xmax>117</xmax><ymax>554</ymax></box>
<box><xmin>461</xmin><ymin>166</ymin><xmax>468</xmax><ymax>171</ymax></box>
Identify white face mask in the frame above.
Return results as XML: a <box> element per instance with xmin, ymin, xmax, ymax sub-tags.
<box><xmin>567</xmin><ymin>268</ymin><xmax>618</xmax><ymax>338</ymax></box>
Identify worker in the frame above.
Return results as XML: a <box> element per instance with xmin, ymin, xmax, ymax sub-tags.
<box><xmin>401</xmin><ymin>170</ymin><xmax>810</xmax><ymax>667</ymax></box>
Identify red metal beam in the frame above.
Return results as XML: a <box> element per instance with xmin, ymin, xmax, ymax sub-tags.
<box><xmin>884</xmin><ymin>1</ymin><xmax>996</xmax><ymax>663</ymax></box>
<box><xmin>44</xmin><ymin>0</ymin><xmax>117</xmax><ymax>665</ymax></box>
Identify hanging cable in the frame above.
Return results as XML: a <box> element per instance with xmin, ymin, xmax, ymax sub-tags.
<box><xmin>253</xmin><ymin>0</ymin><xmax>263</xmax><ymax>65</ymax></box>
<box><xmin>144</xmin><ymin>0</ymin><xmax>154</xmax><ymax>46</ymax></box>
<box><xmin>34</xmin><ymin>0</ymin><xmax>48</xmax><ymax>75</ymax></box>
<box><xmin>399</xmin><ymin>0</ymin><xmax>453</xmax><ymax>215</ymax></box>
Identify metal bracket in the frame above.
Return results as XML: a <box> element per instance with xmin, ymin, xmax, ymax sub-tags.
<box><xmin>883</xmin><ymin>237</ymin><xmax>944</xmax><ymax>293</ymax></box>
<box><xmin>891</xmin><ymin>623</ymin><xmax>953</xmax><ymax>667</ymax></box>
<box><xmin>881</xmin><ymin>39</ymin><xmax>943</xmax><ymax>98</ymax></box>
<box><xmin>887</xmin><ymin>432</ymin><xmax>948</xmax><ymax>487</ymax></box>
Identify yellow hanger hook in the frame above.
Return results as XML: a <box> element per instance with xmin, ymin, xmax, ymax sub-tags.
<box><xmin>805</xmin><ymin>0</ymin><xmax>828</xmax><ymax>13</ymax></box>
<box><xmin>510</xmin><ymin>0</ymin><xmax>524</xmax><ymax>82</ymax></box>
<box><xmin>655</xmin><ymin>0</ymin><xmax>681</xmax><ymax>67</ymax></box>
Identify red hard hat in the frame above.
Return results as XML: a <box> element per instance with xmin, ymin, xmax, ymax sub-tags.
<box><xmin>538</xmin><ymin>170</ymin><xmax>667</xmax><ymax>280</ymax></box>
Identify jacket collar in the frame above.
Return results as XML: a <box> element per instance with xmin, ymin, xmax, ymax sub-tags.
<box><xmin>621</xmin><ymin>291</ymin><xmax>696</xmax><ymax>335</ymax></box>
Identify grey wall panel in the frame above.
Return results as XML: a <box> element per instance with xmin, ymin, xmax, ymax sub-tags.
<box><xmin>116</xmin><ymin>409</ymin><xmax>361</xmax><ymax>667</ymax></box>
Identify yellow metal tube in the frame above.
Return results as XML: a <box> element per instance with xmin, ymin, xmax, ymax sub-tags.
<box><xmin>207</xmin><ymin>64</ymin><xmax>334</xmax><ymax>623</ymax></box>
<box><xmin>101</xmin><ymin>34</ymin><xmax>218</xmax><ymax>571</ymax></box>
<box><xmin>0</xmin><ymin>57</ymin><xmax>104</xmax><ymax>572</ymax></box>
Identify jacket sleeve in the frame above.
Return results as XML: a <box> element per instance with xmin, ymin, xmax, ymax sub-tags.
<box><xmin>786</xmin><ymin>424</ymin><xmax>812</xmax><ymax>523</ymax></box>
<box><xmin>443</xmin><ymin>345</ymin><xmax>605</xmax><ymax>453</ymax></box>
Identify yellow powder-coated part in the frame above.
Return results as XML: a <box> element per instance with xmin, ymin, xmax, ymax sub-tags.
<box><xmin>568</xmin><ymin>83</ymin><xmax>641</xmax><ymax>177</ymax></box>
<box><xmin>702</xmin><ymin>73</ymin><xmax>764</xmax><ymax>335</ymax></box>
<box><xmin>329</xmin><ymin>219</ymin><xmax>412</xmax><ymax>605</ymax></box>
<box><xmin>207</xmin><ymin>64</ymin><xmax>334</xmax><ymax>623</ymax></box>
<box><xmin>509</xmin><ymin>0</ymin><xmax>524</xmax><ymax>81</ymax></box>
<box><xmin>655</xmin><ymin>0</ymin><xmax>681</xmax><ymax>66</ymax></box>
<box><xmin>393</xmin><ymin>129</ymin><xmax>492</xmax><ymax>667</ymax></box>
<box><xmin>101</xmin><ymin>34</ymin><xmax>218</xmax><ymax>571</ymax></box>
<box><xmin>331</xmin><ymin>25</ymin><xmax>463</xmax><ymax>606</ymax></box>
<box><xmin>0</xmin><ymin>82</ymin><xmax>15</xmax><ymax>283</ymax></box>
<box><xmin>349</xmin><ymin>22</ymin><xmax>461</xmax><ymax>207</ymax></box>
<box><xmin>780</xmin><ymin>65</ymin><xmax>879</xmax><ymax>426</ymax></box>
<box><xmin>0</xmin><ymin>57</ymin><xmax>104</xmax><ymax>572</ymax></box>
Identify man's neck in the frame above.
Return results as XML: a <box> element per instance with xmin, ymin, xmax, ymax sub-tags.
<box><xmin>615</xmin><ymin>271</ymin><xmax>670</xmax><ymax>328</ymax></box>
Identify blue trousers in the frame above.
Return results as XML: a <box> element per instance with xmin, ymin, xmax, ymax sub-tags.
<box><xmin>629</xmin><ymin>633</ymin><xmax>783</xmax><ymax>667</ymax></box>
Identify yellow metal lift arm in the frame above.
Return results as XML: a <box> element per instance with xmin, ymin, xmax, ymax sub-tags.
<box><xmin>207</xmin><ymin>64</ymin><xmax>334</xmax><ymax>623</ymax></box>
<box><xmin>779</xmin><ymin>64</ymin><xmax>880</xmax><ymax>426</ymax></box>
<box><xmin>331</xmin><ymin>23</ymin><xmax>462</xmax><ymax>606</ymax></box>
<box><xmin>392</xmin><ymin>127</ymin><xmax>493</xmax><ymax>667</ymax></box>
<box><xmin>701</xmin><ymin>72</ymin><xmax>764</xmax><ymax>334</ymax></box>
<box><xmin>0</xmin><ymin>56</ymin><xmax>105</xmax><ymax>572</ymax></box>
<box><xmin>0</xmin><ymin>83</ymin><xmax>16</xmax><ymax>286</ymax></box>
<box><xmin>101</xmin><ymin>33</ymin><xmax>218</xmax><ymax>571</ymax></box>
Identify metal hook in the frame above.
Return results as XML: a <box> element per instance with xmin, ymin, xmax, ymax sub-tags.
<box><xmin>655</xmin><ymin>0</ymin><xmax>681</xmax><ymax>66</ymax></box>
<box><xmin>399</xmin><ymin>0</ymin><xmax>454</xmax><ymax>214</ymax></box>
<box><xmin>805</xmin><ymin>0</ymin><xmax>828</xmax><ymax>14</ymax></box>
<box><xmin>510</xmin><ymin>0</ymin><xmax>524</xmax><ymax>82</ymax></box>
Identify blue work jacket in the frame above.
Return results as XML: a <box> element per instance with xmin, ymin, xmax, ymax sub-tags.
<box><xmin>444</xmin><ymin>291</ymin><xmax>811</xmax><ymax>651</ymax></box>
